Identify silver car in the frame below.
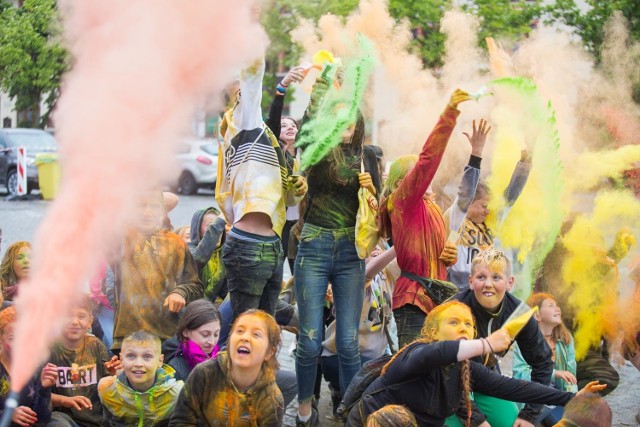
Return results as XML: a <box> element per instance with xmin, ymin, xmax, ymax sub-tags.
<box><xmin>172</xmin><ymin>138</ymin><xmax>218</xmax><ymax>195</ymax></box>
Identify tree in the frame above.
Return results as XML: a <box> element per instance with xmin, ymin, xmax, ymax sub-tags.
<box><xmin>546</xmin><ymin>0</ymin><xmax>640</xmax><ymax>58</ymax></box>
<box><xmin>0</xmin><ymin>0</ymin><xmax>68</xmax><ymax>128</ymax></box>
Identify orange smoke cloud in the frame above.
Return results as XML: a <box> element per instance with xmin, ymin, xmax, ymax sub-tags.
<box><xmin>11</xmin><ymin>0</ymin><xmax>267</xmax><ymax>392</ymax></box>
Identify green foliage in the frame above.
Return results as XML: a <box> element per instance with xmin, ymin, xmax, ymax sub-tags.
<box><xmin>462</xmin><ymin>0</ymin><xmax>541</xmax><ymax>46</ymax></box>
<box><xmin>0</xmin><ymin>0</ymin><xmax>68</xmax><ymax>128</ymax></box>
<box><xmin>546</xmin><ymin>0</ymin><xmax>640</xmax><ymax>58</ymax></box>
<box><xmin>388</xmin><ymin>0</ymin><xmax>451</xmax><ymax>68</ymax></box>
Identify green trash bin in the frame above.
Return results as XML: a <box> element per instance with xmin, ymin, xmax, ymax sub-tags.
<box><xmin>34</xmin><ymin>153</ymin><xmax>60</xmax><ymax>200</ymax></box>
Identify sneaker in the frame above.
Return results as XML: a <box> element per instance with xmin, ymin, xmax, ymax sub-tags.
<box><xmin>328</xmin><ymin>383</ymin><xmax>342</xmax><ymax>418</ymax></box>
<box><xmin>295</xmin><ymin>408</ymin><xmax>319</xmax><ymax>427</ymax></box>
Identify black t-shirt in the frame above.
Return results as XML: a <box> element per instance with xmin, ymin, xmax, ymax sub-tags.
<box><xmin>49</xmin><ymin>335</ymin><xmax>110</xmax><ymax>427</ymax></box>
<box><xmin>305</xmin><ymin>144</ymin><xmax>381</xmax><ymax>229</ymax></box>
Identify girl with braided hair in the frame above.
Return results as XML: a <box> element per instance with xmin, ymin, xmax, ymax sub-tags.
<box><xmin>345</xmin><ymin>301</ymin><xmax>605</xmax><ymax>427</ymax></box>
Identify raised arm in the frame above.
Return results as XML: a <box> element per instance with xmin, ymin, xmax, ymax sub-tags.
<box><xmin>265</xmin><ymin>66</ymin><xmax>305</xmax><ymax>137</ymax></box>
<box><xmin>393</xmin><ymin>90</ymin><xmax>470</xmax><ymax>209</ymax></box>
<box><xmin>447</xmin><ymin>119</ymin><xmax>490</xmax><ymax>235</ymax></box>
<box><xmin>233</xmin><ymin>58</ymin><xmax>266</xmax><ymax>131</ymax></box>
<box><xmin>497</xmin><ymin>149</ymin><xmax>532</xmax><ymax>225</ymax></box>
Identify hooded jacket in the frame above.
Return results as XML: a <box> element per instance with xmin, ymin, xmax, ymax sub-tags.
<box><xmin>188</xmin><ymin>207</ymin><xmax>227</xmax><ymax>301</ymax></box>
<box><xmin>98</xmin><ymin>365</ymin><xmax>183</xmax><ymax>427</ymax></box>
<box><xmin>170</xmin><ymin>351</ymin><xmax>283</xmax><ymax>426</ymax></box>
<box><xmin>110</xmin><ymin>229</ymin><xmax>203</xmax><ymax>350</ymax></box>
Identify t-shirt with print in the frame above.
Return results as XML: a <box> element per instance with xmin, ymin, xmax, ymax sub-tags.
<box><xmin>49</xmin><ymin>335</ymin><xmax>110</xmax><ymax>427</ymax></box>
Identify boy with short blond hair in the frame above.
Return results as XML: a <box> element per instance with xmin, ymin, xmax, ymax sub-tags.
<box><xmin>48</xmin><ymin>295</ymin><xmax>119</xmax><ymax>427</ymax></box>
<box><xmin>451</xmin><ymin>248</ymin><xmax>554</xmax><ymax>427</ymax></box>
<box><xmin>98</xmin><ymin>330</ymin><xmax>183</xmax><ymax>427</ymax></box>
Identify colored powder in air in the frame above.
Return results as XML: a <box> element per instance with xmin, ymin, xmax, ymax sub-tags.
<box><xmin>485</xmin><ymin>77</ymin><xmax>564</xmax><ymax>299</ymax></box>
<box><xmin>9</xmin><ymin>0</ymin><xmax>266</xmax><ymax>394</ymax></box>
<box><xmin>567</xmin><ymin>144</ymin><xmax>640</xmax><ymax>191</ymax></box>
<box><xmin>296</xmin><ymin>34</ymin><xmax>377</xmax><ymax>170</ymax></box>
<box><xmin>561</xmin><ymin>191</ymin><xmax>640</xmax><ymax>360</ymax></box>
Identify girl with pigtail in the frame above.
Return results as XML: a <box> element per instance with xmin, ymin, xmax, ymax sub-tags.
<box><xmin>345</xmin><ymin>301</ymin><xmax>606</xmax><ymax>427</ymax></box>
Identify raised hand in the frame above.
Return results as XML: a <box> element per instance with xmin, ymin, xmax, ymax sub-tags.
<box><xmin>463</xmin><ymin>119</ymin><xmax>491</xmax><ymax>157</ymax></box>
<box><xmin>448</xmin><ymin>89</ymin><xmax>472</xmax><ymax>109</ymax></box>
<box><xmin>281</xmin><ymin>66</ymin><xmax>306</xmax><ymax>88</ymax></box>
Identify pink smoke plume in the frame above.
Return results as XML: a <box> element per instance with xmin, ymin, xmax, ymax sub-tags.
<box><xmin>10</xmin><ymin>0</ymin><xmax>267</xmax><ymax>393</ymax></box>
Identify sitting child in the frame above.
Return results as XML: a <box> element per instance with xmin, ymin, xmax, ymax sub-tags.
<box><xmin>165</xmin><ymin>299</ymin><xmax>222</xmax><ymax>381</ymax></box>
<box><xmin>512</xmin><ymin>292</ymin><xmax>577</xmax><ymax>426</ymax></box>
<box><xmin>49</xmin><ymin>296</ymin><xmax>120</xmax><ymax>427</ymax></box>
<box><xmin>170</xmin><ymin>309</ymin><xmax>284</xmax><ymax>426</ymax></box>
<box><xmin>452</xmin><ymin>248</ymin><xmax>555</xmax><ymax>426</ymax></box>
<box><xmin>0</xmin><ymin>307</ymin><xmax>56</xmax><ymax>426</ymax></box>
<box><xmin>366</xmin><ymin>405</ymin><xmax>417</xmax><ymax>427</ymax></box>
<box><xmin>346</xmin><ymin>301</ymin><xmax>605</xmax><ymax>427</ymax></box>
<box><xmin>98</xmin><ymin>331</ymin><xmax>183</xmax><ymax>426</ymax></box>
<box><xmin>553</xmin><ymin>392</ymin><xmax>612</xmax><ymax>427</ymax></box>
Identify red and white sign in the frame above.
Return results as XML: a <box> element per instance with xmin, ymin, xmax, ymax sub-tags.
<box><xmin>16</xmin><ymin>146</ymin><xmax>27</xmax><ymax>196</ymax></box>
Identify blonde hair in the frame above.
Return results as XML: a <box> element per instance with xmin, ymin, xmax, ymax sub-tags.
<box><xmin>379</xmin><ymin>155</ymin><xmax>418</xmax><ymax>239</ymax></box>
<box><xmin>381</xmin><ymin>301</ymin><xmax>475</xmax><ymax>427</ymax></box>
<box><xmin>122</xmin><ymin>330</ymin><xmax>162</xmax><ymax>354</ymax></box>
<box><xmin>527</xmin><ymin>293</ymin><xmax>572</xmax><ymax>345</ymax></box>
<box><xmin>366</xmin><ymin>404</ymin><xmax>418</xmax><ymax>427</ymax></box>
<box><xmin>470</xmin><ymin>248</ymin><xmax>512</xmax><ymax>277</ymax></box>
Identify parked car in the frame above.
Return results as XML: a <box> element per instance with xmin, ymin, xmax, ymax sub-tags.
<box><xmin>0</xmin><ymin>128</ymin><xmax>58</xmax><ymax>196</ymax></box>
<box><xmin>172</xmin><ymin>138</ymin><xmax>218</xmax><ymax>195</ymax></box>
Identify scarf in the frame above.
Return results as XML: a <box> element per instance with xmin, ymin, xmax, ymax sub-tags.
<box><xmin>181</xmin><ymin>339</ymin><xmax>219</xmax><ymax>370</ymax></box>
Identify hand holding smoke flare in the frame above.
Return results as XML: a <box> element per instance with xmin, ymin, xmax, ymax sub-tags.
<box><xmin>1</xmin><ymin>0</ymin><xmax>266</xmax><ymax>424</ymax></box>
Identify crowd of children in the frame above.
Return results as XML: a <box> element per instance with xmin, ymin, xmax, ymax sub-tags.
<box><xmin>0</xmin><ymin>44</ymin><xmax>638</xmax><ymax>427</ymax></box>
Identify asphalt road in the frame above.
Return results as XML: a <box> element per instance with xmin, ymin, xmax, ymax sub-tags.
<box><xmin>1</xmin><ymin>189</ymin><xmax>639</xmax><ymax>425</ymax></box>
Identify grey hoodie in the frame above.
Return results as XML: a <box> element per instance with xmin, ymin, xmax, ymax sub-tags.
<box><xmin>188</xmin><ymin>207</ymin><xmax>227</xmax><ymax>301</ymax></box>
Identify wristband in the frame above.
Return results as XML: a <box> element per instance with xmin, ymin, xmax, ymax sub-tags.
<box><xmin>485</xmin><ymin>337</ymin><xmax>495</xmax><ymax>354</ymax></box>
<box><xmin>276</xmin><ymin>84</ymin><xmax>287</xmax><ymax>94</ymax></box>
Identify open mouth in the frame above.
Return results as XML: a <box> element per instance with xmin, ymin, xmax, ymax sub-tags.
<box><xmin>482</xmin><ymin>292</ymin><xmax>495</xmax><ymax>297</ymax></box>
<box><xmin>237</xmin><ymin>345</ymin><xmax>251</xmax><ymax>355</ymax></box>
<box><xmin>131</xmin><ymin>370</ymin><xmax>146</xmax><ymax>376</ymax></box>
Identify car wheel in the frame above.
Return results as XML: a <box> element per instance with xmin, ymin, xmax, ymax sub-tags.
<box><xmin>178</xmin><ymin>171</ymin><xmax>197</xmax><ymax>195</ymax></box>
<box><xmin>6</xmin><ymin>169</ymin><xmax>17</xmax><ymax>196</ymax></box>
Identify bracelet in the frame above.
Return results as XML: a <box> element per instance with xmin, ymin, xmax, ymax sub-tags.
<box><xmin>480</xmin><ymin>338</ymin><xmax>487</xmax><ymax>356</ymax></box>
<box><xmin>276</xmin><ymin>84</ymin><xmax>286</xmax><ymax>94</ymax></box>
<box><xmin>485</xmin><ymin>338</ymin><xmax>495</xmax><ymax>354</ymax></box>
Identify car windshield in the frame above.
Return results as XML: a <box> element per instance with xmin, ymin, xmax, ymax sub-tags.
<box><xmin>6</xmin><ymin>132</ymin><xmax>57</xmax><ymax>149</ymax></box>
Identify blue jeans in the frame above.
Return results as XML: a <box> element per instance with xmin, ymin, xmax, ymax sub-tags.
<box><xmin>294</xmin><ymin>223</ymin><xmax>365</xmax><ymax>402</ymax></box>
<box><xmin>222</xmin><ymin>229</ymin><xmax>284</xmax><ymax>322</ymax></box>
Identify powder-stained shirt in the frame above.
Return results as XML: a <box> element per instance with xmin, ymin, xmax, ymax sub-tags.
<box><xmin>305</xmin><ymin>144</ymin><xmax>381</xmax><ymax>229</ymax></box>
<box><xmin>390</xmin><ymin>105</ymin><xmax>459</xmax><ymax>315</ymax></box>
<box><xmin>0</xmin><ymin>363</ymin><xmax>51</xmax><ymax>426</ymax></box>
<box><xmin>99</xmin><ymin>365</ymin><xmax>182</xmax><ymax>427</ymax></box>
<box><xmin>170</xmin><ymin>352</ymin><xmax>283</xmax><ymax>427</ymax></box>
<box><xmin>49</xmin><ymin>335</ymin><xmax>110</xmax><ymax>427</ymax></box>
<box><xmin>112</xmin><ymin>229</ymin><xmax>203</xmax><ymax>350</ymax></box>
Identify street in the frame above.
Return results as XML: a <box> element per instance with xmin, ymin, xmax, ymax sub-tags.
<box><xmin>1</xmin><ymin>190</ymin><xmax>639</xmax><ymax>425</ymax></box>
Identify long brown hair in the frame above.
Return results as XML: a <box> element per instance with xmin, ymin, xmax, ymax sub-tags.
<box><xmin>323</xmin><ymin>113</ymin><xmax>366</xmax><ymax>185</ymax></box>
<box><xmin>527</xmin><ymin>293</ymin><xmax>572</xmax><ymax>345</ymax></box>
<box><xmin>0</xmin><ymin>241</ymin><xmax>31</xmax><ymax>291</ymax></box>
<box><xmin>380</xmin><ymin>301</ymin><xmax>474</xmax><ymax>427</ymax></box>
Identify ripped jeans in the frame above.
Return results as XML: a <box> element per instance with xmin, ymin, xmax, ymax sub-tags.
<box><xmin>294</xmin><ymin>223</ymin><xmax>365</xmax><ymax>403</ymax></box>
